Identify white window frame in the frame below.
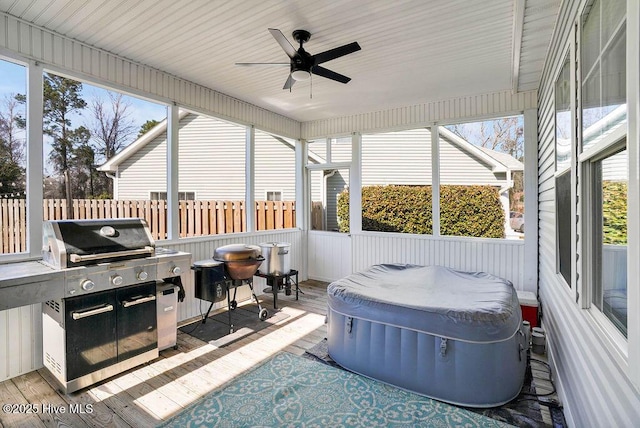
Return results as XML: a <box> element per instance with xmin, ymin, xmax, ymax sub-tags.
<box><xmin>265</xmin><ymin>190</ymin><xmax>283</xmax><ymax>201</ymax></box>
<box><xmin>575</xmin><ymin>0</ymin><xmax>631</xmax><ymax>369</ymax></box>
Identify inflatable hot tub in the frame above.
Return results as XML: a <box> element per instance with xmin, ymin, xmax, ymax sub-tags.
<box><xmin>326</xmin><ymin>264</ymin><xmax>527</xmax><ymax>408</ymax></box>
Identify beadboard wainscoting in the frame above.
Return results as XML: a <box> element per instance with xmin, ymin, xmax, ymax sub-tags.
<box><xmin>306</xmin><ymin>231</ymin><xmax>526</xmax><ymax>290</ymax></box>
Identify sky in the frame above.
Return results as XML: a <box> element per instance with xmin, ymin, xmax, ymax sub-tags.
<box><xmin>0</xmin><ymin>58</ymin><xmax>167</xmax><ymax>174</ymax></box>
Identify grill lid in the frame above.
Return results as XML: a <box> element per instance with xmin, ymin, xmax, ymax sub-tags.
<box><xmin>43</xmin><ymin>218</ymin><xmax>155</xmax><ymax>268</ymax></box>
<box><xmin>213</xmin><ymin>244</ymin><xmax>261</xmax><ymax>262</ymax></box>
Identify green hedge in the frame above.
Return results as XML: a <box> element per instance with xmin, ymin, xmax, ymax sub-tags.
<box><xmin>337</xmin><ymin>184</ymin><xmax>505</xmax><ymax>238</ymax></box>
<box><xmin>602</xmin><ymin>181</ymin><xmax>627</xmax><ymax>245</ymax></box>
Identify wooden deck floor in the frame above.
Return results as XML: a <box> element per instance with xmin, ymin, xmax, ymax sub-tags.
<box><xmin>0</xmin><ymin>280</ymin><xmax>329</xmax><ymax>428</ymax></box>
<box><xmin>0</xmin><ymin>280</ymin><xmax>557</xmax><ymax>427</ymax></box>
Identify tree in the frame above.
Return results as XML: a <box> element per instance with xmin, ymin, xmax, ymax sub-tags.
<box><xmin>89</xmin><ymin>92</ymin><xmax>136</xmax><ymax>161</ymax></box>
<box><xmin>41</xmin><ymin>74</ymin><xmax>87</xmax><ymax>214</ymax></box>
<box><xmin>137</xmin><ymin>119</ymin><xmax>160</xmax><ymax>138</ymax></box>
<box><xmin>0</xmin><ymin>94</ymin><xmax>26</xmax><ymax>197</ymax></box>
<box><xmin>447</xmin><ymin>117</ymin><xmax>524</xmax><ymax>161</ymax></box>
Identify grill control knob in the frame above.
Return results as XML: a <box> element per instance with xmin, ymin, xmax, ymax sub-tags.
<box><xmin>171</xmin><ymin>266</ymin><xmax>182</xmax><ymax>276</ymax></box>
<box><xmin>137</xmin><ymin>271</ymin><xmax>149</xmax><ymax>281</ymax></box>
<box><xmin>81</xmin><ymin>279</ymin><xmax>95</xmax><ymax>291</ymax></box>
<box><xmin>111</xmin><ymin>275</ymin><xmax>124</xmax><ymax>286</ymax></box>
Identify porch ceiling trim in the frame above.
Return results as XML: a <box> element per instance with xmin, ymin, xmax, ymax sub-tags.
<box><xmin>300</xmin><ymin>89</ymin><xmax>538</xmax><ymax>140</ymax></box>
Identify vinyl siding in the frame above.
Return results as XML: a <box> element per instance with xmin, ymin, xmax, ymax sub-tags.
<box><xmin>115</xmin><ymin>114</ymin><xmax>298</xmax><ymax>200</ymax></box>
<box><xmin>536</xmin><ymin>0</ymin><xmax>640</xmax><ymax>426</ymax></box>
<box><xmin>361</xmin><ymin>128</ymin><xmax>503</xmax><ymax>186</ymax></box>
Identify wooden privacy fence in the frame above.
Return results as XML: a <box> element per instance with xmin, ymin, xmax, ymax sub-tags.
<box><xmin>1</xmin><ymin>198</ymin><xmax>295</xmax><ymax>253</ymax></box>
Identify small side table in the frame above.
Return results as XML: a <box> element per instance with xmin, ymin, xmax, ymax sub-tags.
<box><xmin>254</xmin><ymin>269</ymin><xmax>300</xmax><ymax>309</ymax></box>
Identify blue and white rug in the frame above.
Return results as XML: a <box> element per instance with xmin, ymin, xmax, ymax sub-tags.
<box><xmin>161</xmin><ymin>352</ymin><xmax>512</xmax><ymax>427</ymax></box>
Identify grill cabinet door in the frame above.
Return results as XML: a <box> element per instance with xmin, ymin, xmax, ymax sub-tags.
<box><xmin>116</xmin><ymin>282</ymin><xmax>157</xmax><ymax>361</ymax></box>
<box><xmin>64</xmin><ymin>290</ymin><xmax>117</xmax><ymax>380</ymax></box>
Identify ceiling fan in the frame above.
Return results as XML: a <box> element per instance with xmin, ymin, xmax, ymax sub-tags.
<box><xmin>236</xmin><ymin>28</ymin><xmax>361</xmax><ymax>90</ymax></box>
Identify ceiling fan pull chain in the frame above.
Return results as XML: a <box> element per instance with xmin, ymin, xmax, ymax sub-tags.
<box><xmin>310</xmin><ymin>74</ymin><xmax>313</xmax><ymax>99</ymax></box>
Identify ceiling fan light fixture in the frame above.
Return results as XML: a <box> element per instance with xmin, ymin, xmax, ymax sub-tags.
<box><xmin>291</xmin><ymin>69</ymin><xmax>311</xmax><ymax>81</ymax></box>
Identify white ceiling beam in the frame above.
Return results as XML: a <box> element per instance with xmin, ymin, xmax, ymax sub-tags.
<box><xmin>511</xmin><ymin>0</ymin><xmax>526</xmax><ymax>94</ymax></box>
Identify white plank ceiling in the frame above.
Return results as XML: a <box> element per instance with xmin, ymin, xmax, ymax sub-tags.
<box><xmin>0</xmin><ymin>0</ymin><xmax>560</xmax><ymax>122</ymax></box>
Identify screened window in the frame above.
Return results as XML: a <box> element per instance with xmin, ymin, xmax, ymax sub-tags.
<box><xmin>0</xmin><ymin>59</ymin><xmax>26</xmax><ymax>256</ymax></box>
<box><xmin>360</xmin><ymin>129</ymin><xmax>432</xmax><ymax>234</ymax></box>
<box><xmin>150</xmin><ymin>192</ymin><xmax>195</xmax><ymax>200</ymax></box>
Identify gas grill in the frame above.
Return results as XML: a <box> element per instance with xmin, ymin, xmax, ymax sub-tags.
<box><xmin>41</xmin><ymin>218</ymin><xmax>191</xmax><ymax>394</ymax></box>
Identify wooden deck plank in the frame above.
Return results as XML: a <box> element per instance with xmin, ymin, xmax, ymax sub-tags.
<box><xmin>0</xmin><ymin>379</ymin><xmax>46</xmax><ymax>428</ymax></box>
<box><xmin>10</xmin><ymin>371</ymin><xmax>88</xmax><ymax>428</ymax></box>
<box><xmin>38</xmin><ymin>369</ymin><xmax>131</xmax><ymax>428</ymax></box>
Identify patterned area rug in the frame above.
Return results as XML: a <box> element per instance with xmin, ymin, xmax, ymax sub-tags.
<box><xmin>161</xmin><ymin>352</ymin><xmax>512</xmax><ymax>427</ymax></box>
<box><xmin>304</xmin><ymin>338</ymin><xmax>545</xmax><ymax>428</ymax></box>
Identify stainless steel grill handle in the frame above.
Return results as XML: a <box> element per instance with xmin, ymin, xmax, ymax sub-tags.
<box><xmin>71</xmin><ymin>304</ymin><xmax>114</xmax><ymax>320</ymax></box>
<box><xmin>69</xmin><ymin>246</ymin><xmax>155</xmax><ymax>263</ymax></box>
<box><xmin>122</xmin><ymin>295</ymin><xmax>156</xmax><ymax>308</ymax></box>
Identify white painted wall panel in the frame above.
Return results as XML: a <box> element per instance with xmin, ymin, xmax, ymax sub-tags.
<box><xmin>0</xmin><ymin>304</ymin><xmax>42</xmax><ymax>382</ymax></box>
<box><xmin>307</xmin><ymin>231</ymin><xmax>352</xmax><ymax>282</ymax></box>
<box><xmin>535</xmin><ymin>0</ymin><xmax>640</xmax><ymax>426</ymax></box>
<box><xmin>350</xmin><ymin>233</ymin><xmax>525</xmax><ymax>290</ymax></box>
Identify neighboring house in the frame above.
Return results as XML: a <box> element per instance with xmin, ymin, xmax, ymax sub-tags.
<box><xmin>317</xmin><ymin>127</ymin><xmax>524</xmax><ymax>232</ymax></box>
<box><xmin>99</xmin><ymin>113</ymin><xmax>523</xmax><ymax>234</ymax></box>
<box><xmin>98</xmin><ymin>111</ymin><xmax>298</xmax><ymax>202</ymax></box>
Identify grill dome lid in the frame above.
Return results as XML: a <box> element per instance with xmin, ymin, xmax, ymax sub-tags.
<box><xmin>213</xmin><ymin>244</ymin><xmax>261</xmax><ymax>262</ymax></box>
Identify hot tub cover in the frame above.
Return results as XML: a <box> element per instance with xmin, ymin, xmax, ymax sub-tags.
<box><xmin>327</xmin><ymin>264</ymin><xmax>520</xmax><ymax>342</ymax></box>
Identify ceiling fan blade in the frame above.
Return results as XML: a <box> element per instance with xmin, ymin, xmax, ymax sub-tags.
<box><xmin>235</xmin><ymin>62</ymin><xmax>290</xmax><ymax>66</ymax></box>
<box><xmin>268</xmin><ymin>28</ymin><xmax>297</xmax><ymax>59</ymax></box>
<box><xmin>312</xmin><ymin>42</ymin><xmax>361</xmax><ymax>65</ymax></box>
<box><xmin>311</xmin><ymin>65</ymin><xmax>351</xmax><ymax>84</ymax></box>
<box><xmin>283</xmin><ymin>74</ymin><xmax>295</xmax><ymax>90</ymax></box>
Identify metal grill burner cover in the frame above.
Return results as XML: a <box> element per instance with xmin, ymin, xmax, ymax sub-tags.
<box><xmin>213</xmin><ymin>244</ymin><xmax>264</xmax><ymax>280</ymax></box>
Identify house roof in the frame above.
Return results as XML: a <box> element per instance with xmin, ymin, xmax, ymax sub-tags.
<box><xmin>99</xmin><ymin>116</ymin><xmax>522</xmax><ymax>174</ymax></box>
<box><xmin>98</xmin><ymin>110</ymin><xmax>190</xmax><ymax>173</ymax></box>
<box><xmin>0</xmin><ymin>1</ymin><xmax>560</xmax><ymax>123</ymax></box>
<box><xmin>438</xmin><ymin>127</ymin><xmax>522</xmax><ymax>173</ymax></box>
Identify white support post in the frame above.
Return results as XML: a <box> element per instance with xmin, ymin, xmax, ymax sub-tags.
<box><xmin>349</xmin><ymin>132</ymin><xmax>362</xmax><ymax>234</ymax></box>
<box><xmin>27</xmin><ymin>62</ymin><xmax>44</xmax><ymax>257</ymax></box>
<box><xmin>523</xmin><ymin>108</ymin><xmax>539</xmax><ymax>292</ymax></box>
<box><xmin>295</xmin><ymin>139</ymin><xmax>307</xmax><ymax>232</ymax></box>
<box><xmin>245</xmin><ymin>125</ymin><xmax>255</xmax><ymax>233</ymax></box>
<box><xmin>431</xmin><ymin>126</ymin><xmax>441</xmax><ymax>237</ymax></box>
<box><xmin>295</xmin><ymin>139</ymin><xmax>308</xmax><ymax>279</ymax></box>
<box><xmin>166</xmin><ymin>104</ymin><xmax>179</xmax><ymax>241</ymax></box>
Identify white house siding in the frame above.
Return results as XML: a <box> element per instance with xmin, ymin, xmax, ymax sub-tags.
<box><xmin>117</xmin><ymin>129</ymin><xmax>168</xmax><ymax>199</ymax></box>
<box><xmin>537</xmin><ymin>1</ymin><xmax>640</xmax><ymax>426</ymax></box>
<box><xmin>114</xmin><ymin>114</ymin><xmax>298</xmax><ymax>201</ymax></box>
<box><xmin>361</xmin><ymin>129</ymin><xmax>433</xmax><ymax>185</ymax></box>
<box><xmin>177</xmin><ymin>114</ymin><xmax>246</xmax><ymax>200</ymax></box>
<box><xmin>360</xmin><ymin>128</ymin><xmax>503</xmax><ymax>186</ymax></box>
<box><xmin>255</xmin><ymin>130</ymin><xmax>297</xmax><ymax>201</ymax></box>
